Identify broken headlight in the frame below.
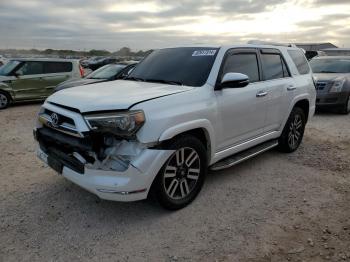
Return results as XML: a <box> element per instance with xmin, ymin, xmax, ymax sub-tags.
<box><xmin>84</xmin><ymin>110</ymin><xmax>145</xmax><ymax>137</ymax></box>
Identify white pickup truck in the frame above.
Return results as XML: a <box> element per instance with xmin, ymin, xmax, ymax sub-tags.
<box><xmin>34</xmin><ymin>44</ymin><xmax>316</xmax><ymax>210</ymax></box>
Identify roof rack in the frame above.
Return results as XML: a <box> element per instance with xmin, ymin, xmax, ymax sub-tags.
<box><xmin>247</xmin><ymin>40</ymin><xmax>297</xmax><ymax>48</ymax></box>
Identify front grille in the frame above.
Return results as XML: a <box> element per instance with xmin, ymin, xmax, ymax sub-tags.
<box><xmin>316</xmin><ymin>82</ymin><xmax>327</xmax><ymax>90</ymax></box>
<box><xmin>39</xmin><ymin>109</ymin><xmax>81</xmax><ymax>137</ymax></box>
<box><xmin>44</xmin><ymin>109</ymin><xmax>75</xmax><ymax>126</ymax></box>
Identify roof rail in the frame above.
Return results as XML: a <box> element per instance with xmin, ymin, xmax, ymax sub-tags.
<box><xmin>247</xmin><ymin>40</ymin><xmax>297</xmax><ymax>48</ymax></box>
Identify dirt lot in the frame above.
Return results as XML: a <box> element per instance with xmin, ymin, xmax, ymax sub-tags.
<box><xmin>0</xmin><ymin>104</ymin><xmax>349</xmax><ymax>262</ymax></box>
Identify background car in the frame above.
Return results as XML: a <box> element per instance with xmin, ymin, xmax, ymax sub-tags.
<box><xmin>87</xmin><ymin>57</ymin><xmax>118</xmax><ymax>70</ymax></box>
<box><xmin>0</xmin><ymin>58</ymin><xmax>84</xmax><ymax>109</ymax></box>
<box><xmin>310</xmin><ymin>56</ymin><xmax>350</xmax><ymax>114</ymax></box>
<box><xmin>0</xmin><ymin>55</ymin><xmax>8</xmax><ymax>67</ymax></box>
<box><xmin>54</xmin><ymin>61</ymin><xmax>137</xmax><ymax>92</ymax></box>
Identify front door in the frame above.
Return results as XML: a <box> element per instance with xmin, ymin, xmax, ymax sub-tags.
<box><xmin>11</xmin><ymin>61</ymin><xmax>47</xmax><ymax>101</ymax></box>
<box><xmin>215</xmin><ymin>49</ymin><xmax>268</xmax><ymax>151</ymax></box>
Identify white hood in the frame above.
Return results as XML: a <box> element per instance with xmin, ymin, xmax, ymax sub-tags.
<box><xmin>47</xmin><ymin>80</ymin><xmax>193</xmax><ymax>112</ymax></box>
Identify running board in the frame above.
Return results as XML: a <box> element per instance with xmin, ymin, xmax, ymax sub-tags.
<box><xmin>210</xmin><ymin>140</ymin><xmax>278</xmax><ymax>171</ymax></box>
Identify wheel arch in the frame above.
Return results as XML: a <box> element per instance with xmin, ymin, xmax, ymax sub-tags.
<box><xmin>294</xmin><ymin>99</ymin><xmax>310</xmax><ymax>122</ymax></box>
<box><xmin>0</xmin><ymin>84</ymin><xmax>14</xmax><ymax>102</ymax></box>
<box><xmin>158</xmin><ymin>119</ymin><xmax>215</xmax><ymax>163</ymax></box>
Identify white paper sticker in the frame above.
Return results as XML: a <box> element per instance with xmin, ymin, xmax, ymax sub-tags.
<box><xmin>192</xmin><ymin>50</ymin><xmax>217</xmax><ymax>56</ymax></box>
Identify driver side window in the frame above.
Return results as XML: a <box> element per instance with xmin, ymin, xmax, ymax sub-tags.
<box><xmin>222</xmin><ymin>53</ymin><xmax>260</xmax><ymax>83</ymax></box>
<box><xmin>17</xmin><ymin>61</ymin><xmax>44</xmax><ymax>76</ymax></box>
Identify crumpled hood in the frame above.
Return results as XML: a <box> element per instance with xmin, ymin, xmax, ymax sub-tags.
<box><xmin>313</xmin><ymin>73</ymin><xmax>350</xmax><ymax>82</ymax></box>
<box><xmin>47</xmin><ymin>80</ymin><xmax>193</xmax><ymax>112</ymax></box>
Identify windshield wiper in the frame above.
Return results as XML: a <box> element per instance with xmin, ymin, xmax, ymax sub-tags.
<box><xmin>143</xmin><ymin>79</ymin><xmax>183</xmax><ymax>86</ymax></box>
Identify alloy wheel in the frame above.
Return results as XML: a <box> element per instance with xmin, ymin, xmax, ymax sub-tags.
<box><xmin>288</xmin><ymin>114</ymin><xmax>303</xmax><ymax>150</ymax></box>
<box><xmin>0</xmin><ymin>93</ymin><xmax>8</xmax><ymax>109</ymax></box>
<box><xmin>163</xmin><ymin>147</ymin><xmax>201</xmax><ymax>200</ymax></box>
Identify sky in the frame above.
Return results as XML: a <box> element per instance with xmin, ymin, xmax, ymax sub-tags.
<box><xmin>0</xmin><ymin>0</ymin><xmax>349</xmax><ymax>51</ymax></box>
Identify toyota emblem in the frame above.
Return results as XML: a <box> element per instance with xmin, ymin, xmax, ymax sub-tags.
<box><xmin>50</xmin><ymin>113</ymin><xmax>59</xmax><ymax>127</ymax></box>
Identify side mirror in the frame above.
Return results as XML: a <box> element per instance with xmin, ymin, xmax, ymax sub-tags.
<box><xmin>218</xmin><ymin>73</ymin><xmax>249</xmax><ymax>89</ymax></box>
<box><xmin>13</xmin><ymin>72</ymin><xmax>20</xmax><ymax>78</ymax></box>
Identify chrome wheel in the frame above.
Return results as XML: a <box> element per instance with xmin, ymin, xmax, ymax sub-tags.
<box><xmin>288</xmin><ymin>114</ymin><xmax>303</xmax><ymax>150</ymax></box>
<box><xmin>163</xmin><ymin>147</ymin><xmax>201</xmax><ymax>200</ymax></box>
<box><xmin>0</xmin><ymin>93</ymin><xmax>8</xmax><ymax>109</ymax></box>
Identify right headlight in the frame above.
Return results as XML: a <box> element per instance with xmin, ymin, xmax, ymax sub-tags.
<box><xmin>84</xmin><ymin>110</ymin><xmax>145</xmax><ymax>138</ymax></box>
<box><xmin>329</xmin><ymin>79</ymin><xmax>346</xmax><ymax>93</ymax></box>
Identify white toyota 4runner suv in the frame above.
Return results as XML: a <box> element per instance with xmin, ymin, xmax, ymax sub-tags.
<box><xmin>34</xmin><ymin>44</ymin><xmax>316</xmax><ymax>210</ymax></box>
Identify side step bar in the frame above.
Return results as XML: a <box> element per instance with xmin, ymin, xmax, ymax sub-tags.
<box><xmin>210</xmin><ymin>140</ymin><xmax>278</xmax><ymax>171</ymax></box>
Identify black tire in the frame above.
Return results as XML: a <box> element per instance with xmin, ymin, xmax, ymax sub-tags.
<box><xmin>278</xmin><ymin>107</ymin><xmax>306</xmax><ymax>153</ymax></box>
<box><xmin>152</xmin><ymin>135</ymin><xmax>207</xmax><ymax>210</ymax></box>
<box><xmin>338</xmin><ymin>95</ymin><xmax>350</xmax><ymax>115</ymax></box>
<box><xmin>0</xmin><ymin>91</ymin><xmax>10</xmax><ymax>109</ymax></box>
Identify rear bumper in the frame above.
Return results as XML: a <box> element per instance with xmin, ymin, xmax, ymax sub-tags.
<box><xmin>316</xmin><ymin>92</ymin><xmax>348</xmax><ymax>107</ymax></box>
<box><xmin>36</xmin><ymin>147</ymin><xmax>174</xmax><ymax>202</ymax></box>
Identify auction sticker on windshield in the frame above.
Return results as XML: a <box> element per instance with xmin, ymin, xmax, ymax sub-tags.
<box><xmin>192</xmin><ymin>50</ymin><xmax>217</xmax><ymax>56</ymax></box>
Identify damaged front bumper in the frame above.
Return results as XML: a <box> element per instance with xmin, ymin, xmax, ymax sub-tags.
<box><xmin>34</xmin><ymin>123</ymin><xmax>174</xmax><ymax>202</ymax></box>
<box><xmin>36</xmin><ymin>146</ymin><xmax>173</xmax><ymax>201</ymax></box>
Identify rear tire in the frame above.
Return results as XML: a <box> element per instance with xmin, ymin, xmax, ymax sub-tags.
<box><xmin>0</xmin><ymin>91</ymin><xmax>10</xmax><ymax>109</ymax></box>
<box><xmin>339</xmin><ymin>95</ymin><xmax>350</xmax><ymax>115</ymax></box>
<box><xmin>152</xmin><ymin>135</ymin><xmax>207</xmax><ymax>210</ymax></box>
<box><xmin>278</xmin><ymin>107</ymin><xmax>306</xmax><ymax>153</ymax></box>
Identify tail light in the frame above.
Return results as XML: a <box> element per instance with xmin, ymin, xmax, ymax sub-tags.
<box><xmin>79</xmin><ymin>65</ymin><xmax>85</xmax><ymax>77</ymax></box>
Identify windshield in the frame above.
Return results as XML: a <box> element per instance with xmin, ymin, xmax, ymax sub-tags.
<box><xmin>310</xmin><ymin>58</ymin><xmax>350</xmax><ymax>73</ymax></box>
<box><xmin>127</xmin><ymin>47</ymin><xmax>219</xmax><ymax>87</ymax></box>
<box><xmin>0</xmin><ymin>60</ymin><xmax>21</xmax><ymax>76</ymax></box>
<box><xmin>86</xmin><ymin>64</ymin><xmax>126</xmax><ymax>79</ymax></box>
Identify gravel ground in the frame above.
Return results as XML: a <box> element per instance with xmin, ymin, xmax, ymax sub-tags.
<box><xmin>0</xmin><ymin>104</ymin><xmax>349</xmax><ymax>262</ymax></box>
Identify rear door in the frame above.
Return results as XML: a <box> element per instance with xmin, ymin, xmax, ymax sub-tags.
<box><xmin>215</xmin><ymin>48</ymin><xmax>269</xmax><ymax>150</ymax></box>
<box><xmin>11</xmin><ymin>61</ymin><xmax>47</xmax><ymax>101</ymax></box>
<box><xmin>41</xmin><ymin>62</ymin><xmax>73</xmax><ymax>96</ymax></box>
<box><xmin>259</xmin><ymin>49</ymin><xmax>294</xmax><ymax>132</ymax></box>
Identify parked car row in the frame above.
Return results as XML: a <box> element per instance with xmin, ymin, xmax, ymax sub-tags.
<box><xmin>55</xmin><ymin>61</ymin><xmax>137</xmax><ymax>92</ymax></box>
<box><xmin>80</xmin><ymin>56</ymin><xmax>119</xmax><ymax>70</ymax></box>
<box><xmin>0</xmin><ymin>58</ymin><xmax>137</xmax><ymax>109</ymax></box>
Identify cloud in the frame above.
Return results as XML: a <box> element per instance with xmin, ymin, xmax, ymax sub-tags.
<box><xmin>0</xmin><ymin>0</ymin><xmax>349</xmax><ymax>51</ymax></box>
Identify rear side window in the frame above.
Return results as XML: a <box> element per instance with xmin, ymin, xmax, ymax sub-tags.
<box><xmin>288</xmin><ymin>50</ymin><xmax>310</xmax><ymax>75</ymax></box>
<box><xmin>222</xmin><ymin>53</ymin><xmax>260</xmax><ymax>82</ymax></box>
<box><xmin>261</xmin><ymin>53</ymin><xmax>290</xmax><ymax>80</ymax></box>
<box><xmin>44</xmin><ymin>62</ymin><xmax>73</xmax><ymax>73</ymax></box>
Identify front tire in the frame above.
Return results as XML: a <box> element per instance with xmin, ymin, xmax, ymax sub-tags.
<box><xmin>278</xmin><ymin>107</ymin><xmax>306</xmax><ymax>153</ymax></box>
<box><xmin>0</xmin><ymin>91</ymin><xmax>10</xmax><ymax>109</ymax></box>
<box><xmin>153</xmin><ymin>135</ymin><xmax>207</xmax><ymax>210</ymax></box>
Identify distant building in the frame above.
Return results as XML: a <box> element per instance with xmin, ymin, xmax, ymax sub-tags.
<box><xmin>294</xmin><ymin>43</ymin><xmax>337</xmax><ymax>51</ymax></box>
<box><xmin>321</xmin><ymin>48</ymin><xmax>350</xmax><ymax>56</ymax></box>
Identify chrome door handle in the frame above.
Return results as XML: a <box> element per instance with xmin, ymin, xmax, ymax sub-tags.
<box><xmin>256</xmin><ymin>91</ymin><xmax>268</xmax><ymax>97</ymax></box>
<box><xmin>287</xmin><ymin>85</ymin><xmax>296</xmax><ymax>91</ymax></box>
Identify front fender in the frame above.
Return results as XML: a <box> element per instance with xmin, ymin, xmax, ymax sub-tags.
<box><xmin>0</xmin><ymin>82</ymin><xmax>14</xmax><ymax>98</ymax></box>
<box><xmin>158</xmin><ymin>119</ymin><xmax>216</xmax><ymax>162</ymax></box>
